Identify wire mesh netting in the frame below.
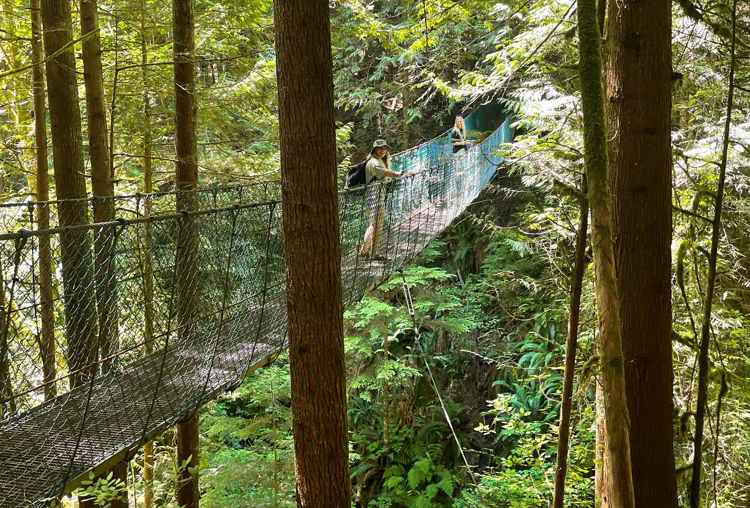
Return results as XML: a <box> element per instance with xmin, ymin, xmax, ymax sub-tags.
<box><xmin>0</xmin><ymin>113</ymin><xmax>511</xmax><ymax>507</ymax></box>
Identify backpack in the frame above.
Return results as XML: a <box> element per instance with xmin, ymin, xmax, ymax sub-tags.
<box><xmin>346</xmin><ymin>160</ymin><xmax>368</xmax><ymax>189</ymax></box>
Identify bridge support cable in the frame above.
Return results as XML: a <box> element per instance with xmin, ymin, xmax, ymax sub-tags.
<box><xmin>399</xmin><ymin>271</ymin><xmax>480</xmax><ymax>491</ymax></box>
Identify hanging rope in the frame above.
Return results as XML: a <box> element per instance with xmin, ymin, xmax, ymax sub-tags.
<box><xmin>399</xmin><ymin>270</ymin><xmax>480</xmax><ymax>488</ymax></box>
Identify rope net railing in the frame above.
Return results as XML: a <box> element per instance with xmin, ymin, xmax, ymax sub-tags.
<box><xmin>0</xmin><ymin>113</ymin><xmax>511</xmax><ymax>507</ymax></box>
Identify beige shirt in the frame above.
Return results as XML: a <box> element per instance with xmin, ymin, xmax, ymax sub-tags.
<box><xmin>365</xmin><ymin>156</ymin><xmax>388</xmax><ymax>183</ymax></box>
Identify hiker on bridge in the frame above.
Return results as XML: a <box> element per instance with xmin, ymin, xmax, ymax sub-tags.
<box><xmin>451</xmin><ymin>115</ymin><xmax>475</xmax><ymax>154</ymax></box>
<box><xmin>359</xmin><ymin>139</ymin><xmax>400</xmax><ymax>259</ymax></box>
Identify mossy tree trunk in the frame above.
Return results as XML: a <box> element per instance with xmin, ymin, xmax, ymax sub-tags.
<box><xmin>577</xmin><ymin>0</ymin><xmax>635</xmax><ymax>505</ymax></box>
<box><xmin>141</xmin><ymin>0</ymin><xmax>155</xmax><ymax>505</ymax></box>
<box><xmin>552</xmin><ymin>179</ymin><xmax>588</xmax><ymax>508</ymax></box>
<box><xmin>595</xmin><ymin>385</ymin><xmax>609</xmax><ymax>508</ymax></box>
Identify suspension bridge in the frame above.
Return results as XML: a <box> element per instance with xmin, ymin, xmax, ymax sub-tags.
<box><xmin>0</xmin><ymin>107</ymin><xmax>511</xmax><ymax>507</ymax></box>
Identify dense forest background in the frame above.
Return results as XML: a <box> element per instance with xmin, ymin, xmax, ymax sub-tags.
<box><xmin>0</xmin><ymin>0</ymin><xmax>749</xmax><ymax>506</ymax></box>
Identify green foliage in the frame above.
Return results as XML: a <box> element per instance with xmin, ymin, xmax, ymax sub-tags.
<box><xmin>199</xmin><ymin>360</ymin><xmax>295</xmax><ymax>508</ymax></box>
<box><xmin>380</xmin><ymin>455</ymin><xmax>455</xmax><ymax>507</ymax></box>
<box><xmin>351</xmin><ymin>425</ymin><xmax>458</xmax><ymax>508</ymax></box>
<box><xmin>465</xmin><ymin>400</ymin><xmax>595</xmax><ymax>508</ymax></box>
<box><xmin>345</xmin><ymin>264</ymin><xmax>484</xmax><ymax>506</ymax></box>
<box><xmin>74</xmin><ymin>471</ymin><xmax>128</xmax><ymax>508</ymax></box>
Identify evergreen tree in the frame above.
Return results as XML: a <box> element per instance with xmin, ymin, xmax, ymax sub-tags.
<box><xmin>31</xmin><ymin>0</ymin><xmax>56</xmax><ymax>401</ymax></box>
<box><xmin>605</xmin><ymin>0</ymin><xmax>678</xmax><ymax>504</ymax></box>
<box><xmin>41</xmin><ymin>0</ymin><xmax>99</xmax><ymax>389</ymax></box>
<box><xmin>174</xmin><ymin>0</ymin><xmax>200</xmax><ymax>505</ymax></box>
<box><xmin>275</xmin><ymin>0</ymin><xmax>351</xmax><ymax>505</ymax></box>
<box><xmin>80</xmin><ymin>0</ymin><xmax>118</xmax><ymax>372</ymax></box>
<box><xmin>577</xmin><ymin>0</ymin><xmax>635</xmax><ymax>504</ymax></box>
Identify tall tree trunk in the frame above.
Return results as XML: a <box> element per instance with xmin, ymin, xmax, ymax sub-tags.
<box><xmin>274</xmin><ymin>0</ymin><xmax>351</xmax><ymax>506</ymax></box>
<box><xmin>141</xmin><ymin>0</ymin><xmax>154</xmax><ymax>360</ymax></box>
<box><xmin>402</xmin><ymin>73</ymin><xmax>411</xmax><ymax>149</ymax></box>
<box><xmin>141</xmin><ymin>1</ymin><xmax>155</xmax><ymax>506</ymax></box>
<box><xmin>577</xmin><ymin>0</ymin><xmax>635</xmax><ymax>506</ymax></box>
<box><xmin>177</xmin><ymin>410</ymin><xmax>199</xmax><ymax>508</ymax></box>
<box><xmin>4</xmin><ymin>0</ymin><xmax>30</xmax><ymax>175</ymax></box>
<box><xmin>383</xmin><ymin>331</ymin><xmax>390</xmax><ymax>446</ymax></box>
<box><xmin>605</xmin><ymin>0</ymin><xmax>678</xmax><ymax>505</ymax></box>
<box><xmin>77</xmin><ymin>1</ymin><xmax>129</xmax><ymax>500</ymax></box>
<box><xmin>595</xmin><ymin>385</ymin><xmax>610</xmax><ymax>508</ymax></box>
<box><xmin>31</xmin><ymin>0</ymin><xmax>57</xmax><ymax>400</ymax></box>
<box><xmin>174</xmin><ymin>0</ymin><xmax>200</xmax><ymax>505</ymax></box>
<box><xmin>80</xmin><ymin>0</ymin><xmax>118</xmax><ymax>372</ymax></box>
<box><xmin>690</xmin><ymin>0</ymin><xmax>738</xmax><ymax>504</ymax></box>
<box><xmin>593</xmin><ymin>1</ymin><xmax>608</xmax><ymax>503</ymax></box>
<box><xmin>553</xmin><ymin>180</ymin><xmax>588</xmax><ymax>508</ymax></box>
<box><xmin>0</xmin><ymin>260</ymin><xmax>9</xmax><ymax>419</ymax></box>
<box><xmin>41</xmin><ymin>0</ymin><xmax>99</xmax><ymax>389</ymax></box>
<box><xmin>0</xmin><ymin>260</ymin><xmax>18</xmax><ymax>416</ymax></box>
<box><xmin>143</xmin><ymin>441</ymin><xmax>154</xmax><ymax>507</ymax></box>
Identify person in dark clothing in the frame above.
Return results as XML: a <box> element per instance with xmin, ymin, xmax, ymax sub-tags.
<box><xmin>451</xmin><ymin>115</ymin><xmax>473</xmax><ymax>154</ymax></box>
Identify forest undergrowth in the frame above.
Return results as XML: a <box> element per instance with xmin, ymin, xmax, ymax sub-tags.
<box><xmin>152</xmin><ymin>181</ymin><xmax>604</xmax><ymax>507</ymax></box>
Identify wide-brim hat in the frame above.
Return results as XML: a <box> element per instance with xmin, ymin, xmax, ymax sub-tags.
<box><xmin>370</xmin><ymin>139</ymin><xmax>391</xmax><ymax>154</ymax></box>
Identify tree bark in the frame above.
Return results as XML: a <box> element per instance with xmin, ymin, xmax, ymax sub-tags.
<box><xmin>80</xmin><ymin>0</ymin><xmax>118</xmax><ymax>373</ymax></box>
<box><xmin>177</xmin><ymin>411</ymin><xmax>200</xmax><ymax>508</ymax></box>
<box><xmin>274</xmin><ymin>0</ymin><xmax>351</xmax><ymax>506</ymax></box>
<box><xmin>690</xmin><ymin>0</ymin><xmax>738</xmax><ymax>504</ymax></box>
<box><xmin>552</xmin><ymin>179</ymin><xmax>588</xmax><ymax>508</ymax></box>
<box><xmin>595</xmin><ymin>384</ymin><xmax>610</xmax><ymax>508</ymax></box>
<box><xmin>593</xmin><ymin>0</ymin><xmax>607</xmax><ymax>501</ymax></box>
<box><xmin>31</xmin><ymin>0</ymin><xmax>57</xmax><ymax>400</ymax></box>
<box><xmin>141</xmin><ymin>2</ymin><xmax>155</xmax><ymax>506</ymax></box>
<box><xmin>110</xmin><ymin>461</ymin><xmax>129</xmax><ymax>508</ymax></box>
<box><xmin>174</xmin><ymin>0</ymin><xmax>200</xmax><ymax>505</ymax></box>
<box><xmin>41</xmin><ymin>0</ymin><xmax>99</xmax><ymax>389</ymax></box>
<box><xmin>597</xmin><ymin>0</ymin><xmax>606</xmax><ymax>35</ymax></box>
<box><xmin>577</xmin><ymin>0</ymin><xmax>635</xmax><ymax>506</ymax></box>
<box><xmin>605</xmin><ymin>0</ymin><xmax>678</xmax><ymax>505</ymax></box>
<box><xmin>141</xmin><ymin>0</ymin><xmax>154</xmax><ymax>357</ymax></box>
<box><xmin>144</xmin><ymin>441</ymin><xmax>154</xmax><ymax>507</ymax></box>
<box><xmin>0</xmin><ymin>260</ymin><xmax>9</xmax><ymax>418</ymax></box>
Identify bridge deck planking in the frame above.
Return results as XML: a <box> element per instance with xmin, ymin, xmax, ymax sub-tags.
<box><xmin>0</xmin><ymin>198</ymin><xmax>455</xmax><ymax>507</ymax></box>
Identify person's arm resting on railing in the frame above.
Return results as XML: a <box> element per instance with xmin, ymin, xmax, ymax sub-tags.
<box><xmin>367</xmin><ymin>157</ymin><xmax>401</xmax><ymax>180</ymax></box>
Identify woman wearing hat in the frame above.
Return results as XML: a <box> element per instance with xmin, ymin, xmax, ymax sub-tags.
<box><xmin>359</xmin><ymin>139</ymin><xmax>400</xmax><ymax>259</ymax></box>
